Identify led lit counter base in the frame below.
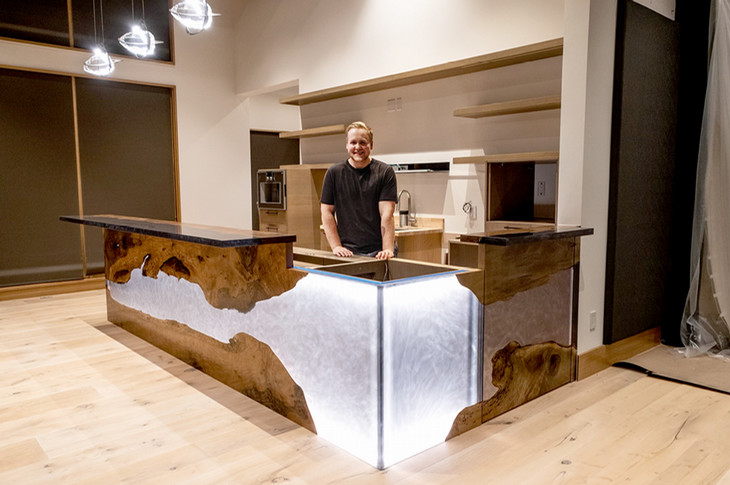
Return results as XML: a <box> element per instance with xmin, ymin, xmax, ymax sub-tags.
<box><xmin>61</xmin><ymin>215</ymin><xmax>483</xmax><ymax>469</ymax></box>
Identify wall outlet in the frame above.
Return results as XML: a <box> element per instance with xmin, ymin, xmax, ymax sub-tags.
<box><xmin>589</xmin><ymin>310</ymin><xmax>597</xmax><ymax>331</ymax></box>
<box><xmin>537</xmin><ymin>180</ymin><xmax>546</xmax><ymax>196</ymax></box>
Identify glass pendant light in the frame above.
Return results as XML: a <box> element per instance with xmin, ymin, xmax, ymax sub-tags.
<box><xmin>170</xmin><ymin>0</ymin><xmax>219</xmax><ymax>35</ymax></box>
<box><xmin>119</xmin><ymin>0</ymin><xmax>162</xmax><ymax>58</ymax></box>
<box><xmin>83</xmin><ymin>0</ymin><xmax>119</xmax><ymax>76</ymax></box>
<box><xmin>84</xmin><ymin>48</ymin><xmax>119</xmax><ymax>76</ymax></box>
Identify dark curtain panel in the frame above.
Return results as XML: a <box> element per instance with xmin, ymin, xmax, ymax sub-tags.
<box><xmin>75</xmin><ymin>77</ymin><xmax>176</xmax><ymax>273</ymax></box>
<box><xmin>0</xmin><ymin>68</ymin><xmax>82</xmax><ymax>286</ymax></box>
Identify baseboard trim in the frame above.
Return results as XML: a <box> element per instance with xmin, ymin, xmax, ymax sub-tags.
<box><xmin>578</xmin><ymin>326</ymin><xmax>662</xmax><ymax>380</ymax></box>
<box><xmin>0</xmin><ymin>277</ymin><xmax>106</xmax><ymax>301</ymax></box>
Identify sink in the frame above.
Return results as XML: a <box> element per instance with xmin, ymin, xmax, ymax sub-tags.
<box><xmin>311</xmin><ymin>259</ymin><xmax>455</xmax><ymax>282</ymax></box>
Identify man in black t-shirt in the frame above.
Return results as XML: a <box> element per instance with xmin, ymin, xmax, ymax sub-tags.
<box><xmin>320</xmin><ymin>121</ymin><xmax>397</xmax><ymax>259</ymax></box>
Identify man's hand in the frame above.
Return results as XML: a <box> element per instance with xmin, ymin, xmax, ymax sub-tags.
<box><xmin>333</xmin><ymin>246</ymin><xmax>353</xmax><ymax>257</ymax></box>
<box><xmin>375</xmin><ymin>249</ymin><xmax>394</xmax><ymax>260</ymax></box>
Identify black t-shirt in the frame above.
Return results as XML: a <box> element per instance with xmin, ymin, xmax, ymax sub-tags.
<box><xmin>320</xmin><ymin>159</ymin><xmax>397</xmax><ymax>254</ymax></box>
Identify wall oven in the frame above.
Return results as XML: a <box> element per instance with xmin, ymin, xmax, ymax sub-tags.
<box><xmin>257</xmin><ymin>169</ymin><xmax>287</xmax><ymax>211</ymax></box>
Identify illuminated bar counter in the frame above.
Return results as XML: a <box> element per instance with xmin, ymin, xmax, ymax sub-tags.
<box><xmin>61</xmin><ymin>216</ymin><xmax>592</xmax><ymax>468</ymax></box>
<box><xmin>61</xmin><ymin>215</ymin><xmax>483</xmax><ymax>469</ymax></box>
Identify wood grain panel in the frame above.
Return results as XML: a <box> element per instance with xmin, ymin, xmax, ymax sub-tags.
<box><xmin>453</xmin><ymin>95</ymin><xmax>561</xmax><ymax>118</ymax></box>
<box><xmin>279</xmin><ymin>125</ymin><xmax>345</xmax><ymax>139</ymax></box>
<box><xmin>448</xmin><ymin>340</ymin><xmax>573</xmax><ymax>439</ymax></box>
<box><xmin>103</xmin><ymin>230</ymin><xmax>304</xmax><ymax>313</ymax></box>
<box><xmin>453</xmin><ymin>151</ymin><xmax>560</xmax><ymax>164</ymax></box>
<box><xmin>479</xmin><ymin>238</ymin><xmax>576</xmax><ymax>306</ymax></box>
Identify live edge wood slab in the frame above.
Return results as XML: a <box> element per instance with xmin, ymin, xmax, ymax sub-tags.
<box><xmin>61</xmin><ymin>215</ymin><xmax>316</xmax><ymax>431</ymax></box>
<box><xmin>449</xmin><ymin>225</ymin><xmax>593</xmax><ymax>439</ymax></box>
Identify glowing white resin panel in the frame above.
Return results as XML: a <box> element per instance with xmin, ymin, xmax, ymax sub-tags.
<box><xmin>108</xmin><ymin>266</ymin><xmax>480</xmax><ymax>469</ymax></box>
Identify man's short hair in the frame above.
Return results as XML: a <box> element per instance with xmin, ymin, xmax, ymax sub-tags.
<box><xmin>345</xmin><ymin>121</ymin><xmax>373</xmax><ymax>144</ymax></box>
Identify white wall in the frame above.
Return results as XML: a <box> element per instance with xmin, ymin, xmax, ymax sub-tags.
<box><xmin>578</xmin><ymin>0</ymin><xmax>618</xmax><ymax>352</ymax></box>
<box><xmin>173</xmin><ymin>6</ymin><xmax>251</xmax><ymax>229</ymax></box>
<box><xmin>234</xmin><ymin>0</ymin><xmax>566</xmax><ymax>95</ymax></box>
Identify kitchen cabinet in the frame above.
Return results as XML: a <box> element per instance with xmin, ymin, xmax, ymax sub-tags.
<box><xmin>258</xmin><ymin>163</ymin><xmax>330</xmax><ymax>249</ymax></box>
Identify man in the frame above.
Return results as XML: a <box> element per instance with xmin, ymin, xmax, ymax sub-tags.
<box><xmin>320</xmin><ymin>121</ymin><xmax>397</xmax><ymax>259</ymax></box>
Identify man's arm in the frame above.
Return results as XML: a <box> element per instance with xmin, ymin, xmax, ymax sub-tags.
<box><xmin>320</xmin><ymin>203</ymin><xmax>353</xmax><ymax>257</ymax></box>
<box><xmin>376</xmin><ymin>200</ymin><xmax>396</xmax><ymax>260</ymax></box>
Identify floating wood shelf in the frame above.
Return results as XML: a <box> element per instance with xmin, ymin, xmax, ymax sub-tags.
<box><xmin>280</xmin><ymin>38</ymin><xmax>563</xmax><ymax>106</ymax></box>
<box><xmin>279</xmin><ymin>124</ymin><xmax>345</xmax><ymax>139</ymax></box>
<box><xmin>453</xmin><ymin>95</ymin><xmax>561</xmax><ymax>119</ymax></box>
<box><xmin>453</xmin><ymin>151</ymin><xmax>560</xmax><ymax>164</ymax></box>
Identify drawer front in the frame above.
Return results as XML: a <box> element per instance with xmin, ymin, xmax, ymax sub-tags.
<box><xmin>261</xmin><ymin>222</ymin><xmax>288</xmax><ymax>234</ymax></box>
<box><xmin>259</xmin><ymin>209</ymin><xmax>287</xmax><ymax>225</ymax></box>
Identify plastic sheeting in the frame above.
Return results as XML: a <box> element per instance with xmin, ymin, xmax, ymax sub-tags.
<box><xmin>681</xmin><ymin>0</ymin><xmax>730</xmax><ymax>356</ymax></box>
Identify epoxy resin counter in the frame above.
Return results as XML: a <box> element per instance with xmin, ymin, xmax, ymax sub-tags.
<box><xmin>61</xmin><ymin>215</ymin><xmax>483</xmax><ymax>469</ymax></box>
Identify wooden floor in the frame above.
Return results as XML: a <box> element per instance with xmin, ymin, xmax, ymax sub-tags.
<box><xmin>3</xmin><ymin>290</ymin><xmax>730</xmax><ymax>484</ymax></box>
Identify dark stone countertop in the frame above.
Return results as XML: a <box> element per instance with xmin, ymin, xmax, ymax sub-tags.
<box><xmin>458</xmin><ymin>225</ymin><xmax>593</xmax><ymax>246</ymax></box>
<box><xmin>60</xmin><ymin>215</ymin><xmax>296</xmax><ymax>248</ymax></box>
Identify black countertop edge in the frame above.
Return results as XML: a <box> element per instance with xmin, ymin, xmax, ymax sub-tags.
<box><xmin>60</xmin><ymin>215</ymin><xmax>297</xmax><ymax>248</ymax></box>
<box><xmin>459</xmin><ymin>227</ymin><xmax>594</xmax><ymax>246</ymax></box>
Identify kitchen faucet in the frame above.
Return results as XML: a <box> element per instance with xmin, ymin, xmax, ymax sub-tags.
<box><xmin>397</xmin><ymin>189</ymin><xmax>411</xmax><ymax>227</ymax></box>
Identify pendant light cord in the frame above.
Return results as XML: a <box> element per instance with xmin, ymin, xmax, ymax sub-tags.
<box><xmin>92</xmin><ymin>0</ymin><xmax>98</xmax><ymax>45</ymax></box>
<box><xmin>99</xmin><ymin>0</ymin><xmax>106</xmax><ymax>46</ymax></box>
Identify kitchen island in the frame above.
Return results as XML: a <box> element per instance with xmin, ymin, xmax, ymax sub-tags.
<box><xmin>61</xmin><ymin>215</ymin><xmax>591</xmax><ymax>469</ymax></box>
<box><xmin>61</xmin><ymin>215</ymin><xmax>483</xmax><ymax>469</ymax></box>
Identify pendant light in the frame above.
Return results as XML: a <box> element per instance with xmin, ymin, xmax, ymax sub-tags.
<box><xmin>118</xmin><ymin>0</ymin><xmax>162</xmax><ymax>58</ymax></box>
<box><xmin>170</xmin><ymin>0</ymin><xmax>219</xmax><ymax>35</ymax></box>
<box><xmin>83</xmin><ymin>0</ymin><xmax>119</xmax><ymax>76</ymax></box>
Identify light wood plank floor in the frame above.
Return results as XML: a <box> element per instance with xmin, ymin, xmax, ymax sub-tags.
<box><xmin>3</xmin><ymin>289</ymin><xmax>730</xmax><ymax>484</ymax></box>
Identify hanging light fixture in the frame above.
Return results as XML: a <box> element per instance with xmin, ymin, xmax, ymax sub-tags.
<box><xmin>84</xmin><ymin>48</ymin><xmax>119</xmax><ymax>76</ymax></box>
<box><xmin>119</xmin><ymin>0</ymin><xmax>162</xmax><ymax>58</ymax></box>
<box><xmin>170</xmin><ymin>0</ymin><xmax>219</xmax><ymax>35</ymax></box>
<box><xmin>83</xmin><ymin>0</ymin><xmax>119</xmax><ymax>76</ymax></box>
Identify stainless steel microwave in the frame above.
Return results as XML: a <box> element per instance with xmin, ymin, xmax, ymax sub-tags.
<box><xmin>257</xmin><ymin>169</ymin><xmax>287</xmax><ymax>210</ymax></box>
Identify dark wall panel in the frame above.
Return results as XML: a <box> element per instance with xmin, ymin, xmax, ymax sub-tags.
<box><xmin>72</xmin><ymin>0</ymin><xmax>172</xmax><ymax>61</ymax></box>
<box><xmin>76</xmin><ymin>78</ymin><xmax>176</xmax><ymax>272</ymax></box>
<box><xmin>0</xmin><ymin>69</ymin><xmax>83</xmax><ymax>286</ymax></box>
<box><xmin>604</xmin><ymin>1</ymin><xmax>680</xmax><ymax>343</ymax></box>
<box><xmin>0</xmin><ymin>0</ymin><xmax>71</xmax><ymax>46</ymax></box>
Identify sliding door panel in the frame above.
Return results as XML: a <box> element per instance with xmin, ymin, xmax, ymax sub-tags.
<box><xmin>0</xmin><ymin>68</ymin><xmax>82</xmax><ymax>286</ymax></box>
<box><xmin>75</xmin><ymin>77</ymin><xmax>176</xmax><ymax>273</ymax></box>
